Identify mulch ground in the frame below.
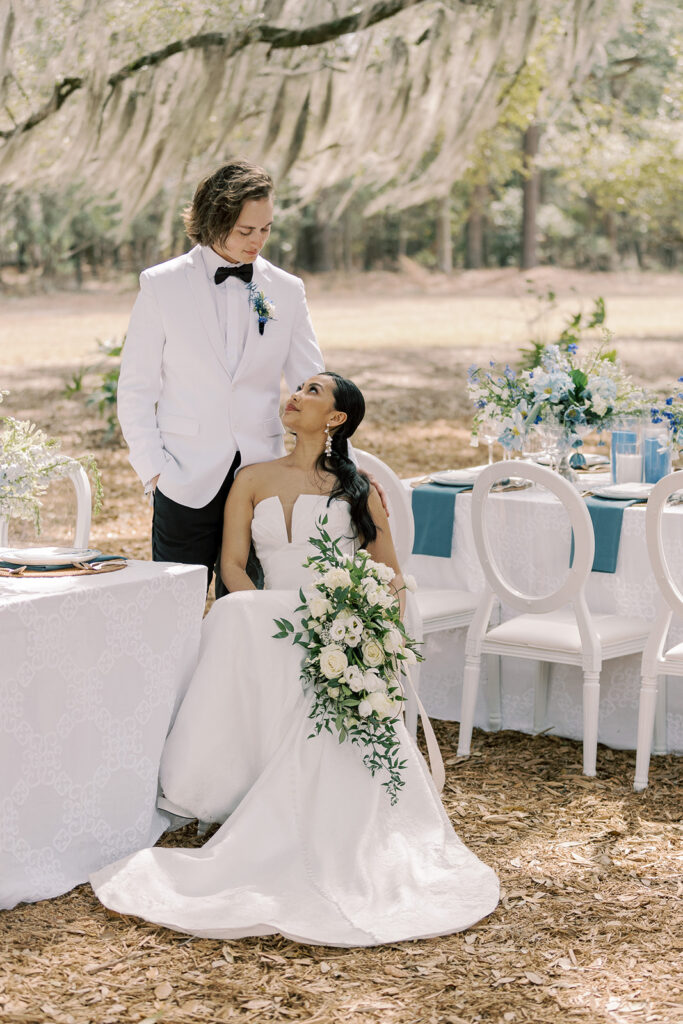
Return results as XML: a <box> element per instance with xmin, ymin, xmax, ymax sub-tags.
<box><xmin>1</xmin><ymin>726</ymin><xmax>681</xmax><ymax>1024</ymax></box>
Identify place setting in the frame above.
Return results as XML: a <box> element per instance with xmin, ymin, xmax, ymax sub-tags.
<box><xmin>0</xmin><ymin>546</ymin><xmax>128</xmax><ymax>577</ymax></box>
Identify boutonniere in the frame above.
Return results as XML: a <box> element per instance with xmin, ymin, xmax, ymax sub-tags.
<box><xmin>247</xmin><ymin>282</ymin><xmax>277</xmax><ymax>336</ymax></box>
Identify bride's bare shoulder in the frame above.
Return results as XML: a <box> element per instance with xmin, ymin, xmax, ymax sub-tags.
<box><xmin>233</xmin><ymin>459</ymin><xmax>287</xmax><ymax>495</ymax></box>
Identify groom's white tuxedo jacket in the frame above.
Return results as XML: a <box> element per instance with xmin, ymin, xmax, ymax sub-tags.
<box><xmin>118</xmin><ymin>247</ymin><xmax>324</xmax><ymax>508</ymax></box>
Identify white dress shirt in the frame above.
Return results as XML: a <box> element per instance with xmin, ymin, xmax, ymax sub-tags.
<box><xmin>200</xmin><ymin>245</ymin><xmax>250</xmax><ymax>378</ymax></box>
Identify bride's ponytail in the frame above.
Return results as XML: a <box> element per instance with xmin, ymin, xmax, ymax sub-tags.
<box><xmin>316</xmin><ymin>373</ymin><xmax>377</xmax><ymax>545</ymax></box>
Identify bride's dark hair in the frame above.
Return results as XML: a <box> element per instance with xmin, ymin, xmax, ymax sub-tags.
<box><xmin>316</xmin><ymin>372</ymin><xmax>377</xmax><ymax>545</ymax></box>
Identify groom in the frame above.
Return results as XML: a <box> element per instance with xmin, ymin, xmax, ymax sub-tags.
<box><xmin>117</xmin><ymin>160</ymin><xmax>325</xmax><ymax>595</ymax></box>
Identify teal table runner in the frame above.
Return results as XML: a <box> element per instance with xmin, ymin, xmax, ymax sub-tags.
<box><xmin>411</xmin><ymin>483</ymin><xmax>473</xmax><ymax>557</ymax></box>
<box><xmin>570</xmin><ymin>496</ymin><xmax>640</xmax><ymax>574</ymax></box>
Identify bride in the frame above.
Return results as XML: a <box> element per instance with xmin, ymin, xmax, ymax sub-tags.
<box><xmin>91</xmin><ymin>372</ymin><xmax>499</xmax><ymax>946</ymax></box>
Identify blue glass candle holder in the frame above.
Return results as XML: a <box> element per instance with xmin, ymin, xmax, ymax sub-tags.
<box><xmin>643</xmin><ymin>436</ymin><xmax>672</xmax><ymax>483</ymax></box>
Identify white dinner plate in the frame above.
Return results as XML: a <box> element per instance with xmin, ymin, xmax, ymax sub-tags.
<box><xmin>430</xmin><ymin>466</ymin><xmax>487</xmax><ymax>486</ymax></box>
<box><xmin>0</xmin><ymin>546</ymin><xmax>103</xmax><ymax>566</ymax></box>
<box><xmin>591</xmin><ymin>482</ymin><xmax>653</xmax><ymax>501</ymax></box>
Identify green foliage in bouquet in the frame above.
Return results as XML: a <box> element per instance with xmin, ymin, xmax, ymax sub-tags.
<box><xmin>273</xmin><ymin>517</ymin><xmax>422</xmax><ymax>804</ymax></box>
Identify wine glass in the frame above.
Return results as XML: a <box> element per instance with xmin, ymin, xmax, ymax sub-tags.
<box><xmin>479</xmin><ymin>418</ymin><xmax>500</xmax><ymax>465</ymax></box>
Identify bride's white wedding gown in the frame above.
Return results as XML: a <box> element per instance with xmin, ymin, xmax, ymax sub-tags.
<box><xmin>91</xmin><ymin>495</ymin><xmax>499</xmax><ymax>945</ymax></box>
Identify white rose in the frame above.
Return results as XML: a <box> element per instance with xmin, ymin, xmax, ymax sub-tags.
<box><xmin>363</xmin><ymin>669</ymin><xmax>386</xmax><ymax>693</ymax></box>
<box><xmin>319</xmin><ymin>645</ymin><xmax>348</xmax><ymax>679</ymax></box>
<box><xmin>365</xmin><ymin>588</ymin><xmax>383</xmax><ymax>607</ymax></box>
<box><xmin>358</xmin><ymin>699</ymin><xmax>373</xmax><ymax>718</ymax></box>
<box><xmin>362</xmin><ymin>638</ymin><xmax>385</xmax><ymax>667</ymax></box>
<box><xmin>344</xmin><ymin>665</ymin><xmax>365</xmax><ymax>692</ymax></box>
<box><xmin>322</xmin><ymin>567</ymin><xmax>352</xmax><ymax>590</ymax></box>
<box><xmin>377</xmin><ymin>589</ymin><xmax>395</xmax><ymax>609</ymax></box>
<box><xmin>383</xmin><ymin>627</ymin><xmax>403</xmax><ymax>654</ymax></box>
<box><xmin>367</xmin><ymin>690</ymin><xmax>398</xmax><ymax>720</ymax></box>
<box><xmin>308</xmin><ymin>594</ymin><xmax>333</xmax><ymax>620</ymax></box>
<box><xmin>403</xmin><ymin>574</ymin><xmax>418</xmax><ymax>593</ymax></box>
<box><xmin>327</xmin><ymin>686</ymin><xmax>340</xmax><ymax>698</ymax></box>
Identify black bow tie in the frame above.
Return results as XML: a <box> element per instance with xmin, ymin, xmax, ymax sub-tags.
<box><xmin>214</xmin><ymin>263</ymin><xmax>253</xmax><ymax>285</ymax></box>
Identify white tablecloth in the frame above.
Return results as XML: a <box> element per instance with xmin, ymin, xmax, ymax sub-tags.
<box><xmin>406</xmin><ymin>480</ymin><xmax>683</xmax><ymax>753</ymax></box>
<box><xmin>0</xmin><ymin>560</ymin><xmax>206</xmax><ymax>909</ymax></box>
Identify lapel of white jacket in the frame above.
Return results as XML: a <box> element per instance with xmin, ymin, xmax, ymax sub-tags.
<box><xmin>233</xmin><ymin>255</ymin><xmax>272</xmax><ymax>383</ymax></box>
<box><xmin>184</xmin><ymin>245</ymin><xmax>232</xmax><ymax>379</ymax></box>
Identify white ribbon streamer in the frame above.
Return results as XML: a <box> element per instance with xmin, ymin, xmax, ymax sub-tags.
<box><xmin>402</xmin><ymin>664</ymin><xmax>445</xmax><ymax>794</ymax></box>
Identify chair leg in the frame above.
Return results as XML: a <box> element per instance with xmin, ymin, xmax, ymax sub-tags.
<box><xmin>457</xmin><ymin>654</ymin><xmax>482</xmax><ymax>756</ymax></box>
<box><xmin>485</xmin><ymin>654</ymin><xmax>502</xmax><ymax>732</ymax></box>
<box><xmin>653</xmin><ymin>676</ymin><xmax>668</xmax><ymax>757</ymax></box>
<box><xmin>533</xmin><ymin>661</ymin><xmax>550</xmax><ymax>734</ymax></box>
<box><xmin>634</xmin><ymin>674</ymin><xmax>659</xmax><ymax>792</ymax></box>
<box><xmin>582</xmin><ymin>670</ymin><xmax>600</xmax><ymax>776</ymax></box>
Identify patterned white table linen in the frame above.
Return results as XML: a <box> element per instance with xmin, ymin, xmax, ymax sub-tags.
<box><xmin>0</xmin><ymin>560</ymin><xmax>206</xmax><ymax>909</ymax></box>
<box><xmin>406</xmin><ymin>481</ymin><xmax>683</xmax><ymax>753</ymax></box>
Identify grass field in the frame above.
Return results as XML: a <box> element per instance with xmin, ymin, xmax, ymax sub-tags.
<box><xmin>1</xmin><ymin>267</ymin><xmax>682</xmax><ymax>1023</ymax></box>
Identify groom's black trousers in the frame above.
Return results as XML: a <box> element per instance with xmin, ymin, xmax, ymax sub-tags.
<box><xmin>152</xmin><ymin>452</ymin><xmax>262</xmax><ymax>598</ymax></box>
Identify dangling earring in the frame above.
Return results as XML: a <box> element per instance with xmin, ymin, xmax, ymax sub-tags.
<box><xmin>324</xmin><ymin>423</ymin><xmax>333</xmax><ymax>457</ymax></box>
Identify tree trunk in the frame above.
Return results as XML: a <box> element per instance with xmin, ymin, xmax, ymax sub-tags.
<box><xmin>435</xmin><ymin>195</ymin><xmax>452</xmax><ymax>273</ymax></box>
<box><xmin>521</xmin><ymin>122</ymin><xmax>541</xmax><ymax>269</ymax></box>
<box><xmin>397</xmin><ymin>215</ymin><xmax>408</xmax><ymax>260</ymax></box>
<box><xmin>318</xmin><ymin>219</ymin><xmax>334</xmax><ymax>272</ymax></box>
<box><xmin>342</xmin><ymin>211</ymin><xmax>353</xmax><ymax>273</ymax></box>
<box><xmin>604</xmin><ymin>210</ymin><xmax>618</xmax><ymax>271</ymax></box>
<box><xmin>466</xmin><ymin>184</ymin><xmax>486</xmax><ymax>268</ymax></box>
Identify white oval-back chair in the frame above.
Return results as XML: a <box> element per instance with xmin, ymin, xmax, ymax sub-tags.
<box><xmin>458</xmin><ymin>460</ymin><xmax>651</xmax><ymax>776</ymax></box>
<box><xmin>355</xmin><ymin>450</ymin><xmax>484</xmax><ymax>735</ymax></box>
<box><xmin>0</xmin><ymin>460</ymin><xmax>92</xmax><ymax>549</ymax></box>
<box><xmin>634</xmin><ymin>471</ymin><xmax>683</xmax><ymax>790</ymax></box>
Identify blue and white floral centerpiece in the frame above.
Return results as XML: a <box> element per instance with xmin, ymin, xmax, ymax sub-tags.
<box><xmin>468</xmin><ymin>345</ymin><xmax>642</xmax><ymax>472</ymax></box>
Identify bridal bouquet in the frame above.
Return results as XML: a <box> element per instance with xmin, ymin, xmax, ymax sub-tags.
<box><xmin>273</xmin><ymin>517</ymin><xmax>422</xmax><ymax>804</ymax></box>
<box><xmin>0</xmin><ymin>392</ymin><xmax>102</xmax><ymax>530</ymax></box>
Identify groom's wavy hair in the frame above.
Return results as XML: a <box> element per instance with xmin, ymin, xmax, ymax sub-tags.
<box><xmin>183</xmin><ymin>160</ymin><xmax>274</xmax><ymax>247</ymax></box>
<box><xmin>317</xmin><ymin>372</ymin><xmax>378</xmax><ymax>546</ymax></box>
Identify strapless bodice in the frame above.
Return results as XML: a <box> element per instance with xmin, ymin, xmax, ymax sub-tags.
<box><xmin>251</xmin><ymin>494</ymin><xmax>356</xmax><ymax>590</ymax></box>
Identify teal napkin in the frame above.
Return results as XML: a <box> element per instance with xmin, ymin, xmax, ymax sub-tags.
<box><xmin>570</xmin><ymin>497</ymin><xmax>640</xmax><ymax>574</ymax></box>
<box><xmin>411</xmin><ymin>483</ymin><xmax>473</xmax><ymax>558</ymax></box>
<box><xmin>0</xmin><ymin>553</ymin><xmax>126</xmax><ymax>572</ymax></box>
